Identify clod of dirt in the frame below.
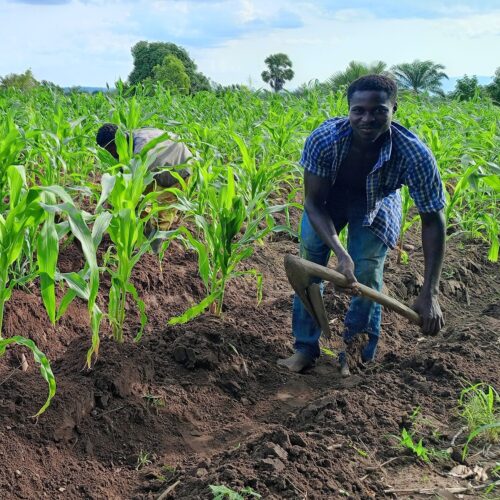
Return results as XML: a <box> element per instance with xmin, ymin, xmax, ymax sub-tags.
<box><xmin>171</xmin><ymin>332</ymin><xmax>220</xmax><ymax>369</ymax></box>
<box><xmin>257</xmin><ymin>457</ymin><xmax>286</xmax><ymax>472</ymax></box>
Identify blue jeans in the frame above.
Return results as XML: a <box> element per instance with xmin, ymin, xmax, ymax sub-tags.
<box><xmin>292</xmin><ymin>202</ymin><xmax>388</xmax><ymax>361</ymax></box>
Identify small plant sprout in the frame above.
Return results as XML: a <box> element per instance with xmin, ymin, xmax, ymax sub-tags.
<box><xmin>399</xmin><ymin>428</ymin><xmax>431</xmax><ymax>462</ymax></box>
<box><xmin>459</xmin><ymin>383</ymin><xmax>500</xmax><ymax>458</ymax></box>
<box><xmin>143</xmin><ymin>392</ymin><xmax>166</xmax><ymax>413</ymax></box>
<box><xmin>320</xmin><ymin>346</ymin><xmax>337</xmax><ymax>358</ymax></box>
<box><xmin>136</xmin><ymin>450</ymin><xmax>152</xmax><ymax>470</ymax></box>
<box><xmin>209</xmin><ymin>484</ymin><xmax>261</xmax><ymax>500</ymax></box>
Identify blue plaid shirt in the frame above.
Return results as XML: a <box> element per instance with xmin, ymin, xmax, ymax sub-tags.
<box><xmin>300</xmin><ymin>118</ymin><xmax>445</xmax><ymax>249</ymax></box>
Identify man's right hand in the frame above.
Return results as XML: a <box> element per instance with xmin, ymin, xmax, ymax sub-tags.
<box><xmin>335</xmin><ymin>252</ymin><xmax>358</xmax><ymax>295</ymax></box>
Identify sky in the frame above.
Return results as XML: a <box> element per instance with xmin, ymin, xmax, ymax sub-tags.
<box><xmin>1</xmin><ymin>0</ymin><xmax>499</xmax><ymax>89</ymax></box>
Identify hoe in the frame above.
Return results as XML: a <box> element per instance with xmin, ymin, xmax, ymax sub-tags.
<box><xmin>284</xmin><ymin>254</ymin><xmax>422</xmax><ymax>339</ymax></box>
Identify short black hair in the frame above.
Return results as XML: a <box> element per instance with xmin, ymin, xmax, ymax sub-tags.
<box><xmin>96</xmin><ymin>123</ymin><xmax>118</xmax><ymax>148</ymax></box>
<box><xmin>347</xmin><ymin>75</ymin><xmax>398</xmax><ymax>104</ymax></box>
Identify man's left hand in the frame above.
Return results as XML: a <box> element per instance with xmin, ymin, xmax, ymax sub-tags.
<box><xmin>412</xmin><ymin>293</ymin><xmax>445</xmax><ymax>335</ymax></box>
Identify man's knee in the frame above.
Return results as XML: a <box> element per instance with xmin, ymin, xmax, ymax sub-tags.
<box><xmin>354</xmin><ymin>258</ymin><xmax>384</xmax><ymax>289</ymax></box>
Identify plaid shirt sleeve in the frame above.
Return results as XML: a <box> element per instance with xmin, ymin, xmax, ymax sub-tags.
<box><xmin>406</xmin><ymin>149</ymin><xmax>446</xmax><ymax>213</ymax></box>
<box><xmin>299</xmin><ymin>122</ymin><xmax>334</xmax><ymax>178</ymax></box>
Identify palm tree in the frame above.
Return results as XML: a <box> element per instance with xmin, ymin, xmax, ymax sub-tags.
<box><xmin>391</xmin><ymin>60</ymin><xmax>448</xmax><ymax>94</ymax></box>
<box><xmin>261</xmin><ymin>53</ymin><xmax>294</xmax><ymax>92</ymax></box>
<box><xmin>327</xmin><ymin>61</ymin><xmax>388</xmax><ymax>90</ymax></box>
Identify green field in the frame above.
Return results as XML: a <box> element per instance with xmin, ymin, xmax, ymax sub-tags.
<box><xmin>1</xmin><ymin>85</ymin><xmax>499</xmax><ymax>409</ymax></box>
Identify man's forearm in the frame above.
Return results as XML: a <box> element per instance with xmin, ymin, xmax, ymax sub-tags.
<box><xmin>420</xmin><ymin>211</ymin><xmax>445</xmax><ymax>296</ymax></box>
<box><xmin>304</xmin><ymin>199</ymin><xmax>347</xmax><ymax>258</ymax></box>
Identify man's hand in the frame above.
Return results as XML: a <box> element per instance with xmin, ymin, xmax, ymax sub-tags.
<box><xmin>412</xmin><ymin>292</ymin><xmax>444</xmax><ymax>335</ymax></box>
<box><xmin>334</xmin><ymin>253</ymin><xmax>360</xmax><ymax>295</ymax></box>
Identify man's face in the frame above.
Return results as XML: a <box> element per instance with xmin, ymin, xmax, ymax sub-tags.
<box><xmin>348</xmin><ymin>90</ymin><xmax>397</xmax><ymax>145</ymax></box>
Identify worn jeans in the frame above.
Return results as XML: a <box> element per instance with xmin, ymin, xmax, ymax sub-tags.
<box><xmin>292</xmin><ymin>199</ymin><xmax>388</xmax><ymax>361</ymax></box>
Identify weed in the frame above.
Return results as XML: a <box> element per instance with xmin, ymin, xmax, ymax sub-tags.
<box><xmin>399</xmin><ymin>427</ymin><xmax>431</xmax><ymax>462</ymax></box>
<box><xmin>209</xmin><ymin>484</ymin><xmax>261</xmax><ymax>500</ymax></box>
<box><xmin>136</xmin><ymin>450</ymin><xmax>152</xmax><ymax>470</ymax></box>
<box><xmin>459</xmin><ymin>383</ymin><xmax>500</xmax><ymax>458</ymax></box>
<box><xmin>320</xmin><ymin>346</ymin><xmax>337</xmax><ymax>358</ymax></box>
<box><xmin>143</xmin><ymin>393</ymin><xmax>166</xmax><ymax>409</ymax></box>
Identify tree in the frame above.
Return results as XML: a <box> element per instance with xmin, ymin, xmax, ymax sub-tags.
<box><xmin>153</xmin><ymin>55</ymin><xmax>190</xmax><ymax>95</ymax></box>
<box><xmin>128</xmin><ymin>41</ymin><xmax>210</xmax><ymax>92</ymax></box>
<box><xmin>452</xmin><ymin>75</ymin><xmax>481</xmax><ymax>101</ymax></box>
<box><xmin>391</xmin><ymin>60</ymin><xmax>448</xmax><ymax>94</ymax></box>
<box><xmin>486</xmin><ymin>67</ymin><xmax>500</xmax><ymax>104</ymax></box>
<box><xmin>261</xmin><ymin>53</ymin><xmax>294</xmax><ymax>92</ymax></box>
<box><xmin>0</xmin><ymin>69</ymin><xmax>39</xmax><ymax>90</ymax></box>
<box><xmin>327</xmin><ymin>61</ymin><xmax>388</xmax><ymax>90</ymax></box>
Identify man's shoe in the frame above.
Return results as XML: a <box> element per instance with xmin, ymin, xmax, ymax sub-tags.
<box><xmin>338</xmin><ymin>352</ymin><xmax>350</xmax><ymax>377</ymax></box>
<box><xmin>339</xmin><ymin>333</ymin><xmax>370</xmax><ymax>376</ymax></box>
<box><xmin>277</xmin><ymin>352</ymin><xmax>316</xmax><ymax>373</ymax></box>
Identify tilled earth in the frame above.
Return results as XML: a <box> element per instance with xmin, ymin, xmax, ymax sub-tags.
<box><xmin>0</xmin><ymin>226</ymin><xmax>498</xmax><ymax>499</ymax></box>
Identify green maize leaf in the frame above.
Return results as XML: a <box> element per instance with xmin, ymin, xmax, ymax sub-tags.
<box><xmin>137</xmin><ymin>132</ymin><xmax>171</xmax><ymax>156</ymax></box>
<box><xmin>40</xmin><ymin>184</ymin><xmax>76</xmax><ymax>205</ymax></box>
<box><xmin>232</xmin><ymin>134</ymin><xmax>253</xmax><ymax>171</ymax></box>
<box><xmin>462</xmin><ymin>422</ymin><xmax>500</xmax><ymax>460</ymax></box>
<box><xmin>63</xmin><ymin>204</ymin><xmax>98</xmax><ymax>271</ymax></box>
<box><xmin>166</xmin><ymin>169</ymin><xmax>188</xmax><ymax>190</ymax></box>
<box><xmin>115</xmin><ymin>129</ymin><xmax>132</xmax><ymax>162</ymax></box>
<box><xmin>126</xmin><ymin>282</ymin><xmax>147</xmax><ymax>342</ymax></box>
<box><xmin>130</xmin><ymin>239</ymin><xmax>154</xmax><ymax>268</ymax></box>
<box><xmin>87</xmin><ymin>305</ymin><xmax>103</xmax><ymax>367</ymax></box>
<box><xmin>481</xmin><ymin>175</ymin><xmax>500</xmax><ymax>192</ymax></box>
<box><xmin>168</xmin><ymin>291</ymin><xmax>220</xmax><ymax>325</ymax></box>
<box><xmin>7</xmin><ymin>165</ymin><xmax>26</xmax><ymax>209</ymax></box>
<box><xmin>225</xmin><ymin>167</ymin><xmax>236</xmax><ymax>210</ymax></box>
<box><xmin>0</xmin><ymin>336</ymin><xmax>56</xmax><ymax>417</ymax></box>
<box><xmin>486</xmin><ymin>161</ymin><xmax>500</xmax><ymax>174</ymax></box>
<box><xmin>177</xmin><ymin>226</ymin><xmax>210</xmax><ymax>287</ymax></box>
<box><xmin>92</xmin><ymin>212</ymin><xmax>112</xmax><ymax>247</ymax></box>
<box><xmin>55</xmin><ymin>220</ymin><xmax>70</xmax><ymax>239</ymax></box>
<box><xmin>488</xmin><ymin>235</ymin><xmax>499</xmax><ymax>263</ymax></box>
<box><xmin>96</xmin><ymin>173</ymin><xmax>116</xmax><ymax>211</ymax></box>
<box><xmin>38</xmin><ymin>216</ymin><xmax>59</xmax><ymax>324</ymax></box>
<box><xmin>56</xmin><ymin>289</ymin><xmax>78</xmax><ymax>321</ymax></box>
<box><xmin>56</xmin><ymin>270</ymin><xmax>90</xmax><ymax>300</ymax></box>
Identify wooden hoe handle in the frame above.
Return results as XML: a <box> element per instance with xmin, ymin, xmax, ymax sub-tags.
<box><xmin>293</xmin><ymin>257</ymin><xmax>422</xmax><ymax>326</ymax></box>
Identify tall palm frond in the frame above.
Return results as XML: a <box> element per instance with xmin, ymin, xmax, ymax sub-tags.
<box><xmin>391</xmin><ymin>60</ymin><xmax>448</xmax><ymax>94</ymax></box>
<box><xmin>327</xmin><ymin>61</ymin><xmax>389</xmax><ymax>90</ymax></box>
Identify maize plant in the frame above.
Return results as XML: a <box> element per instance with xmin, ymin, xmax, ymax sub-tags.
<box><xmin>0</xmin><ymin>165</ymin><xmax>56</xmax><ymax>416</ymax></box>
<box><xmin>97</xmin><ymin>131</ymin><xmax>174</xmax><ymax>342</ymax></box>
<box><xmin>170</xmin><ymin>165</ymin><xmax>283</xmax><ymax>323</ymax></box>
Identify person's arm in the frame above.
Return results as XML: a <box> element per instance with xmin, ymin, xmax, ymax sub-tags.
<box><xmin>304</xmin><ymin>170</ymin><xmax>356</xmax><ymax>283</ymax></box>
<box><xmin>412</xmin><ymin>210</ymin><xmax>445</xmax><ymax>334</ymax></box>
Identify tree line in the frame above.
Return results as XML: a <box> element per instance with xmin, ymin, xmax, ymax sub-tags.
<box><xmin>1</xmin><ymin>41</ymin><xmax>499</xmax><ymax>104</ymax></box>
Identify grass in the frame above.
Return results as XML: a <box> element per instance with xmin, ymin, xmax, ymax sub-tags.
<box><xmin>136</xmin><ymin>450</ymin><xmax>152</xmax><ymax>470</ymax></box>
<box><xmin>209</xmin><ymin>485</ymin><xmax>261</xmax><ymax>500</ymax></box>
<box><xmin>459</xmin><ymin>383</ymin><xmax>500</xmax><ymax>458</ymax></box>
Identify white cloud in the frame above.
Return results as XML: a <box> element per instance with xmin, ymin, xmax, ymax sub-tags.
<box><xmin>0</xmin><ymin>0</ymin><xmax>498</xmax><ymax>87</ymax></box>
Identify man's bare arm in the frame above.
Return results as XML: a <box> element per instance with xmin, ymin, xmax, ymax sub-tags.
<box><xmin>412</xmin><ymin>210</ymin><xmax>446</xmax><ymax>334</ymax></box>
<box><xmin>304</xmin><ymin>170</ymin><xmax>356</xmax><ymax>283</ymax></box>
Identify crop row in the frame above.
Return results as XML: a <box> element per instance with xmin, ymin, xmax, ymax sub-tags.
<box><xmin>0</xmin><ymin>84</ymin><xmax>498</xmax><ymax>414</ymax></box>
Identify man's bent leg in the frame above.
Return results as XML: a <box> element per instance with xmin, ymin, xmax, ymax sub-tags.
<box><xmin>278</xmin><ymin>212</ymin><xmax>331</xmax><ymax>371</ymax></box>
<box><xmin>343</xmin><ymin>221</ymin><xmax>388</xmax><ymax>362</ymax></box>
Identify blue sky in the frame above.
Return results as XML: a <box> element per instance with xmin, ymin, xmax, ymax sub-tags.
<box><xmin>1</xmin><ymin>0</ymin><xmax>499</xmax><ymax>88</ymax></box>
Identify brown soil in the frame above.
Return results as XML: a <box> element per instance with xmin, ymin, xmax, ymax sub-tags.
<box><xmin>0</xmin><ymin>221</ymin><xmax>499</xmax><ymax>499</ymax></box>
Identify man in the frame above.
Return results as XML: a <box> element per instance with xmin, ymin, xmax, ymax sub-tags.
<box><xmin>278</xmin><ymin>75</ymin><xmax>446</xmax><ymax>375</ymax></box>
<box><xmin>96</xmin><ymin>124</ymin><xmax>194</xmax><ymax>229</ymax></box>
